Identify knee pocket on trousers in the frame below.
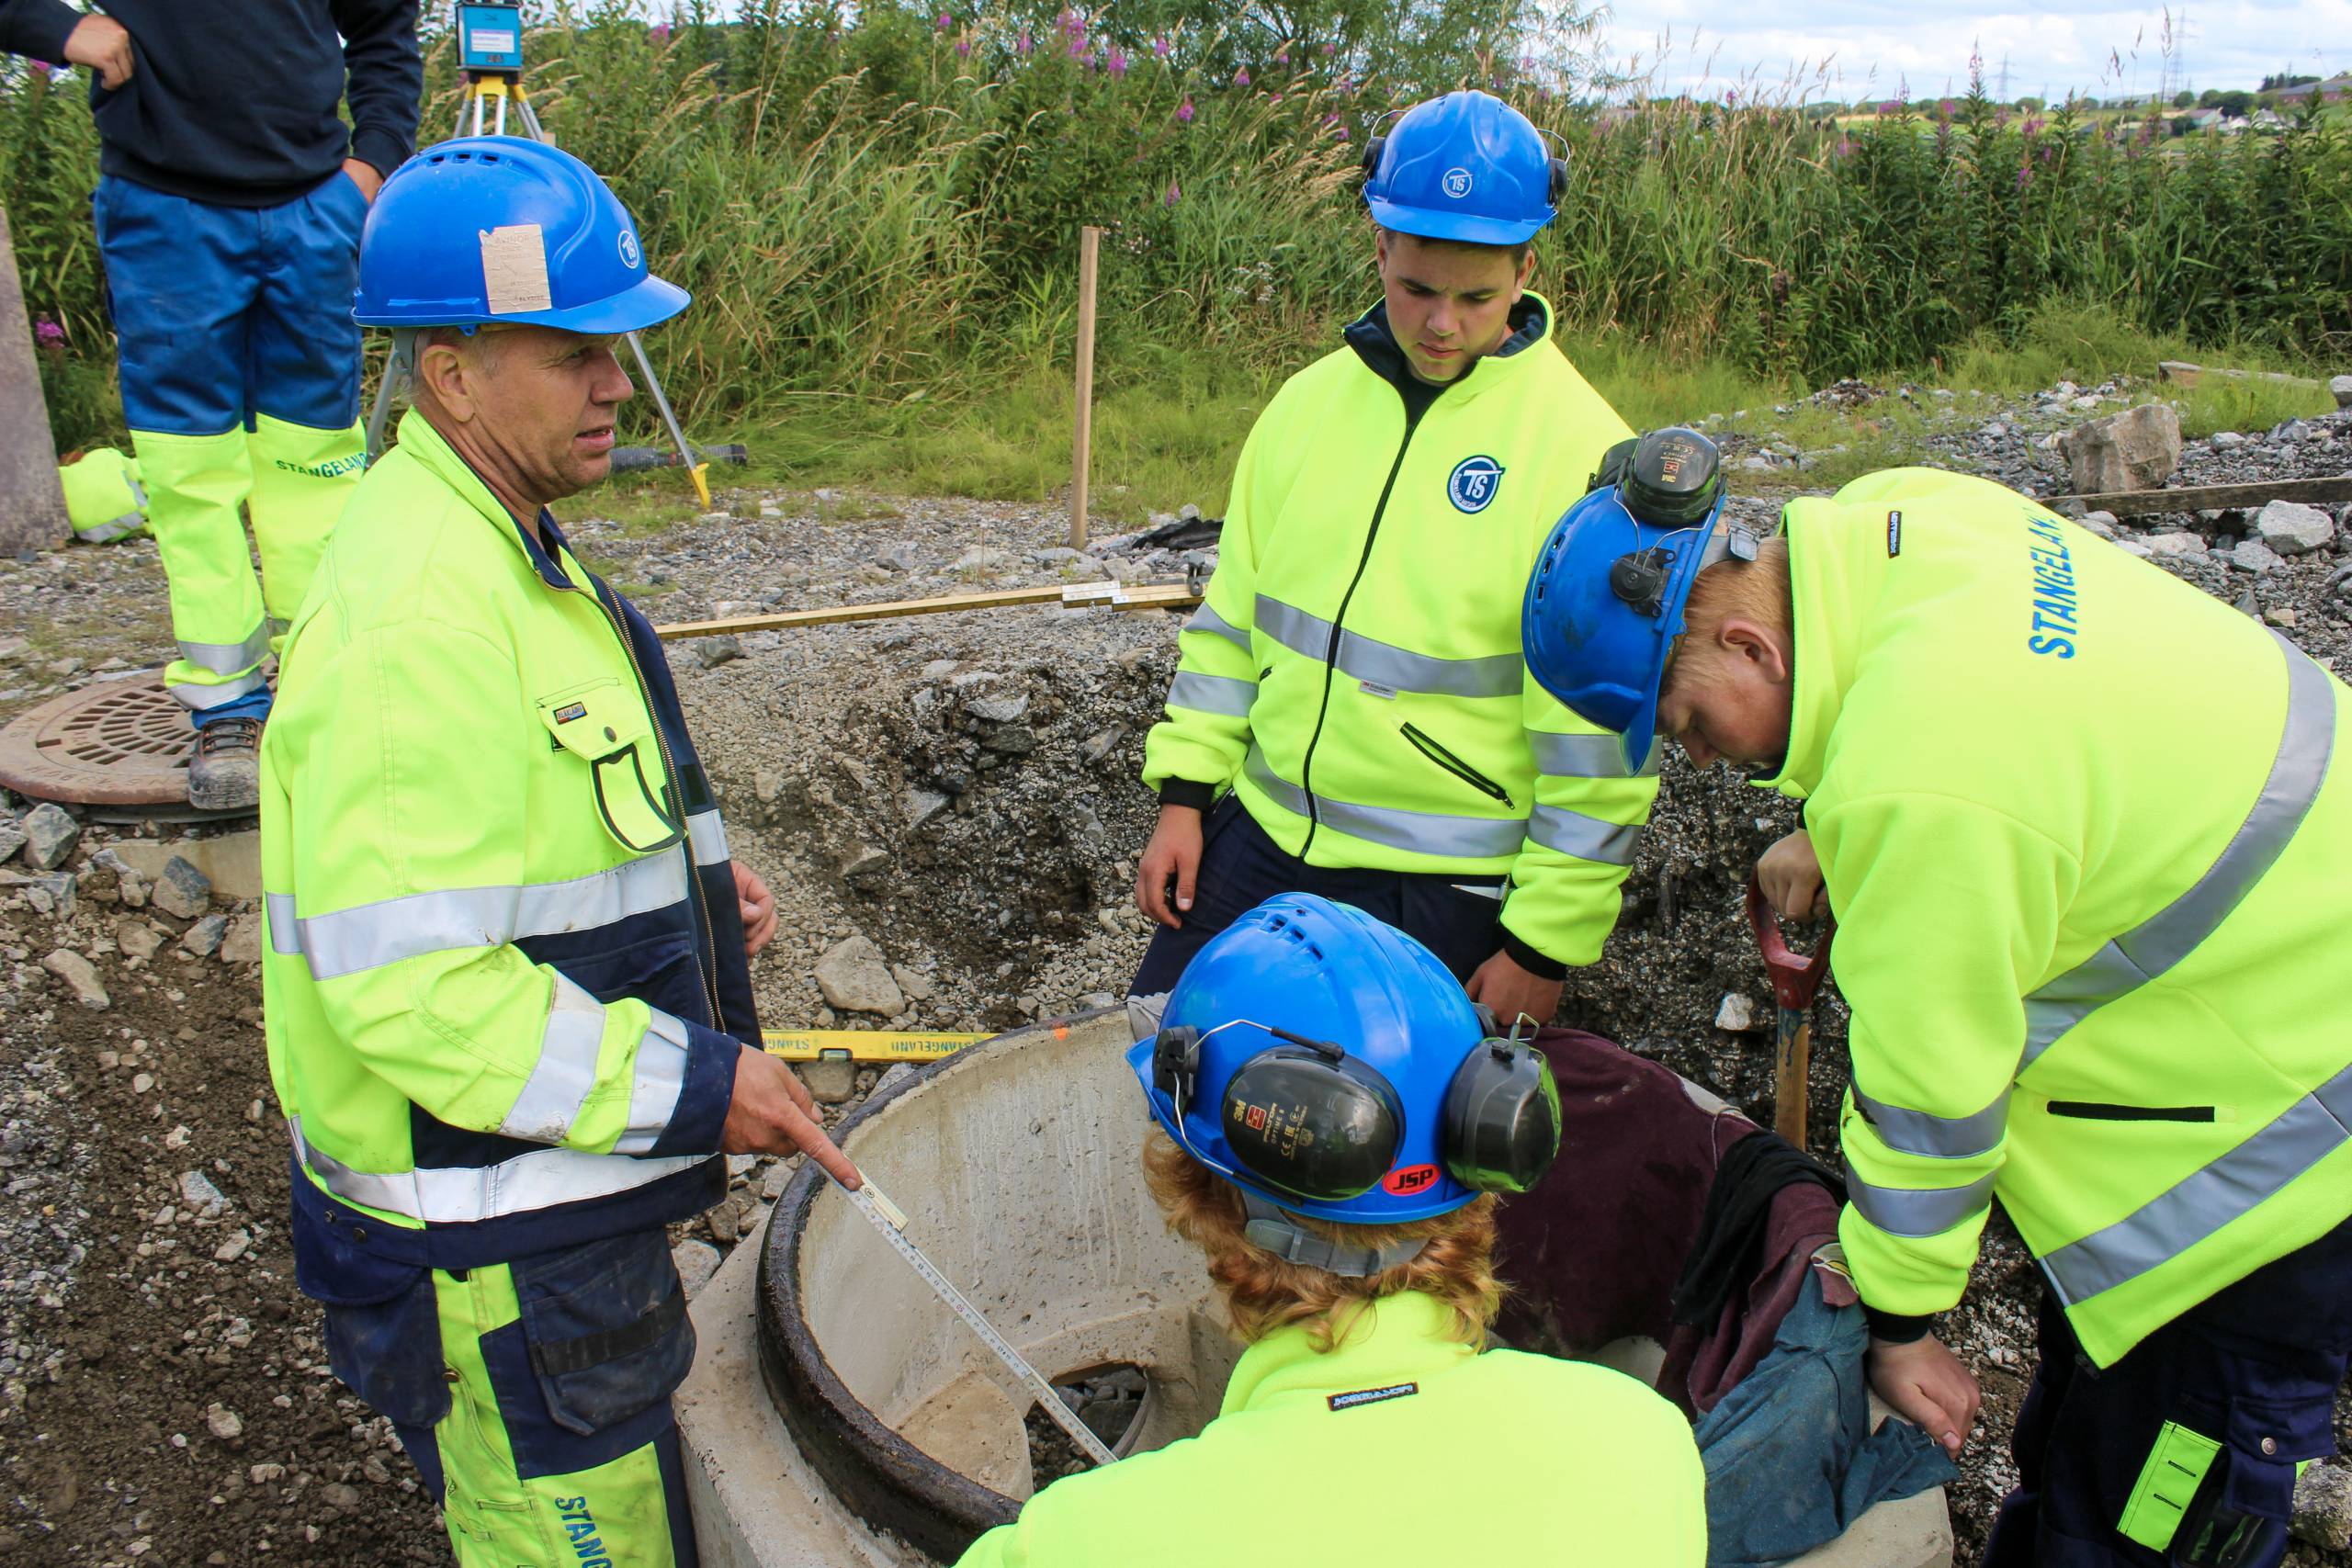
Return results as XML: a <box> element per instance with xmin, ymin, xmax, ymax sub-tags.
<box><xmin>2214</xmin><ymin>1388</ymin><xmax>2333</xmax><ymax>1525</ymax></box>
<box><xmin>485</xmin><ymin>1231</ymin><xmax>695</xmax><ymax>1478</ymax></box>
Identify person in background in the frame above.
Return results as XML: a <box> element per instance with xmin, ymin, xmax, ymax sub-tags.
<box><xmin>0</xmin><ymin>1</ymin><xmax>422</xmax><ymax>807</ymax></box>
<box><xmin>959</xmin><ymin>893</ymin><xmax>1707</xmax><ymax>1566</ymax></box>
<box><xmin>1132</xmin><ymin>89</ymin><xmax>1650</xmax><ymax>1031</ymax></box>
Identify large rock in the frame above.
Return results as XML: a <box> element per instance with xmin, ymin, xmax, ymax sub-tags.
<box><xmin>2060</xmin><ymin>402</ymin><xmax>2182</xmax><ymax>495</ymax></box>
<box><xmin>151</xmin><ymin>854</ymin><xmax>213</xmax><ymax>919</ymax></box>
<box><xmin>2253</xmin><ymin>499</ymin><xmax>2336</xmax><ymax>556</ymax></box>
<box><xmin>0</xmin><ymin>816</ymin><xmax>25</xmax><ymax>865</ymax></box>
<box><xmin>813</xmin><ymin>933</ymin><xmax>904</xmax><ymax>1016</ymax></box>
<box><xmin>21</xmin><ymin>802</ymin><xmax>79</xmax><ymax>872</ymax></box>
<box><xmin>2331</xmin><ymin>375</ymin><xmax>2352</xmax><ymax>412</ymax></box>
<box><xmin>2296</xmin><ymin>1461</ymin><xmax>2351</xmax><ymax>1550</ymax></box>
<box><xmin>41</xmin><ymin>949</ymin><xmax>108</xmax><ymax>1010</ymax></box>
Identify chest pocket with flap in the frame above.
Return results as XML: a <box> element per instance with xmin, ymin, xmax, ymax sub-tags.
<box><xmin>536</xmin><ymin>679</ymin><xmax>684</xmax><ymax>854</ymax></box>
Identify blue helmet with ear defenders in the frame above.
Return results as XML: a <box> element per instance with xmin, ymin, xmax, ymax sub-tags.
<box><xmin>1522</xmin><ymin>426</ymin><xmax>1760</xmax><ymax>775</ymax></box>
<box><xmin>1129</xmin><ymin>895</ymin><xmax>1560</xmax><ymax>1273</ymax></box>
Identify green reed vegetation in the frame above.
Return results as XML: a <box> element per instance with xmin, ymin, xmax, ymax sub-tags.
<box><xmin>5</xmin><ymin>4</ymin><xmax>2346</xmax><ymax>518</ymax></box>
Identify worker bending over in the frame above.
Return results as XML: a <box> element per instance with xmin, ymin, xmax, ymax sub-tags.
<box><xmin>1134</xmin><ymin>90</ymin><xmax>1650</xmax><ymax>1029</ymax></box>
<box><xmin>0</xmin><ymin>1</ymin><xmax>421</xmax><ymax>807</ymax></box>
<box><xmin>1522</xmin><ymin>438</ymin><xmax>2352</xmax><ymax>1568</ymax></box>
<box><xmin>960</xmin><ymin>892</ymin><xmax>1706</xmax><ymax>1566</ymax></box>
<box><xmin>259</xmin><ymin>140</ymin><xmax>858</xmax><ymax>1567</ymax></box>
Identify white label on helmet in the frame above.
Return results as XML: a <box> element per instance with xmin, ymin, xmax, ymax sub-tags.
<box><xmin>618</xmin><ymin>228</ymin><xmax>641</xmax><ymax>270</ymax></box>
<box><xmin>1442</xmin><ymin>166</ymin><xmax>1473</xmax><ymax>198</ymax></box>
<box><xmin>481</xmin><ymin>223</ymin><xmax>553</xmax><ymax>315</ymax></box>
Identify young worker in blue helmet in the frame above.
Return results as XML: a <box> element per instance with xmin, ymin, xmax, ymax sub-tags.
<box><xmin>1521</xmin><ymin>436</ymin><xmax>2352</xmax><ymax>1568</ymax></box>
<box><xmin>259</xmin><ymin>138</ymin><xmax>864</xmax><ymax>1567</ymax></box>
<box><xmin>958</xmin><ymin>893</ymin><xmax>1706</xmax><ymax>1566</ymax></box>
<box><xmin>1132</xmin><ymin>90</ymin><xmax>1652</xmax><ymax>1031</ymax></box>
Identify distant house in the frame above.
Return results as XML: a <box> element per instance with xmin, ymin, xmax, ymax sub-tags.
<box><xmin>2272</xmin><ymin>73</ymin><xmax>2349</xmax><ymax>101</ymax></box>
<box><xmin>2178</xmin><ymin>107</ymin><xmax>2226</xmax><ymax>133</ymax></box>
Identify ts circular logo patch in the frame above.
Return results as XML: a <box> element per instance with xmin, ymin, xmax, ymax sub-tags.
<box><xmin>1442</xmin><ymin>166</ymin><xmax>1474</xmax><ymax>199</ymax></box>
<box><xmin>1447</xmin><ymin>455</ymin><xmax>1506</xmax><ymax>513</ymax></box>
<box><xmin>617</xmin><ymin>228</ymin><xmax>642</xmax><ymax>269</ymax></box>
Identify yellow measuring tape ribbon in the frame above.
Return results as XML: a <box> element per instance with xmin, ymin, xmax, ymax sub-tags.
<box><xmin>759</xmin><ymin>1030</ymin><xmax>990</xmax><ymax>1063</ymax></box>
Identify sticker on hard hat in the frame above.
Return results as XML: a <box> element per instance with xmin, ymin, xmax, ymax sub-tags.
<box><xmin>618</xmin><ymin>228</ymin><xmax>641</xmax><ymax>270</ymax></box>
<box><xmin>1447</xmin><ymin>455</ymin><xmax>1506</xmax><ymax>513</ymax></box>
<box><xmin>1442</xmin><ymin>166</ymin><xmax>1474</xmax><ymax>198</ymax></box>
<box><xmin>481</xmin><ymin>223</ymin><xmax>553</xmax><ymax>314</ymax></box>
<box><xmin>1381</xmin><ymin>1163</ymin><xmax>1440</xmax><ymax>1196</ymax></box>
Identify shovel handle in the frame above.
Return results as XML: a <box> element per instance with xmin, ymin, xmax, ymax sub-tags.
<box><xmin>1746</xmin><ymin>875</ymin><xmax>1837</xmax><ymax>1011</ymax></box>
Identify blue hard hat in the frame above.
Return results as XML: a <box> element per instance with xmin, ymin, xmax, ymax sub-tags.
<box><xmin>1362</xmin><ymin>90</ymin><xmax>1565</xmax><ymax>245</ymax></box>
<box><xmin>1130</xmin><ymin>894</ymin><xmax>1560</xmax><ymax>1229</ymax></box>
<box><xmin>1522</xmin><ymin>428</ymin><xmax>1748</xmax><ymax>775</ymax></box>
<box><xmin>354</xmin><ymin>137</ymin><xmax>687</xmax><ymax>333</ymax></box>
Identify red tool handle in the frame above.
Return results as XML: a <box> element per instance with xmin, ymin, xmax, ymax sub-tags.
<box><xmin>1746</xmin><ymin>875</ymin><xmax>1837</xmax><ymax>1010</ymax></box>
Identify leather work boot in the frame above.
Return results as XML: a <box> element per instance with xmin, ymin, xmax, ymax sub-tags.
<box><xmin>187</xmin><ymin>716</ymin><xmax>263</xmax><ymax>811</ymax></box>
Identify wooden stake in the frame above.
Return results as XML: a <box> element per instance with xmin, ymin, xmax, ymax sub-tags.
<box><xmin>0</xmin><ymin>204</ymin><xmax>71</xmax><ymax>554</ymax></box>
<box><xmin>2054</xmin><ymin>474</ymin><xmax>2352</xmax><ymax>517</ymax></box>
<box><xmin>1070</xmin><ymin>225</ymin><xmax>1102</xmax><ymax>550</ymax></box>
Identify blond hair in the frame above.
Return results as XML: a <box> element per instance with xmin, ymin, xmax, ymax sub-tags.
<box><xmin>1684</xmin><ymin>533</ymin><xmax>1792</xmax><ymax>638</ymax></box>
<box><xmin>1143</xmin><ymin>1130</ymin><xmax>1502</xmax><ymax>1351</ymax></box>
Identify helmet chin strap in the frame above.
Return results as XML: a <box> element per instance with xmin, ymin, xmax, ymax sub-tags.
<box><xmin>1238</xmin><ymin>1190</ymin><xmax>1429</xmax><ymax>1279</ymax></box>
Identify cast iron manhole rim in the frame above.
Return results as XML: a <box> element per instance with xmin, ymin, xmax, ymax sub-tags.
<box><xmin>0</xmin><ymin>668</ymin><xmax>266</xmax><ymax>810</ymax></box>
<box><xmin>758</xmin><ymin>1010</ymin><xmax>1119</xmax><ymax>1562</ymax></box>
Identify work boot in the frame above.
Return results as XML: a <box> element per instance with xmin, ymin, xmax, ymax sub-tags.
<box><xmin>187</xmin><ymin>716</ymin><xmax>263</xmax><ymax>811</ymax></box>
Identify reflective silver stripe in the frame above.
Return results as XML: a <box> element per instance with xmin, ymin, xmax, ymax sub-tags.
<box><xmin>1843</xmin><ymin>1160</ymin><xmax>1998</xmax><ymax>1238</ymax></box>
<box><xmin>1526</xmin><ymin>805</ymin><xmax>1641</xmax><ymax>866</ymax></box>
<box><xmin>74</xmin><ymin>513</ymin><xmax>144</xmax><ymax>544</ymax></box>
<box><xmin>1530</xmin><ymin>730</ymin><xmax>1660</xmax><ymax>779</ymax></box>
<box><xmin>1852</xmin><ymin>1084</ymin><xmax>2011</xmax><ymax>1161</ymax></box>
<box><xmin>179</xmin><ymin>624</ymin><xmax>271</xmax><ymax>675</ymax></box>
<box><xmin>1245</xmin><ymin>746</ymin><xmax>1523</xmax><ymax>859</ymax></box>
<box><xmin>1183</xmin><ymin>602</ymin><xmax>1251</xmax><ymax>653</ymax></box>
<box><xmin>2040</xmin><ymin>1061</ymin><xmax>2352</xmax><ymax>1306</ymax></box>
<box><xmin>497</xmin><ymin>974</ymin><xmax>608</xmax><ymax>1143</ymax></box>
<box><xmin>686</xmin><ymin>807</ymin><xmax>731</xmax><ymax>868</ymax></box>
<box><xmin>2020</xmin><ymin>634</ymin><xmax>2333</xmax><ymax>1071</ymax></box>
<box><xmin>612</xmin><ymin>1008</ymin><xmax>693</xmax><ymax>1155</ymax></box>
<box><xmin>170</xmin><ymin>669</ymin><xmax>267</xmax><ymax>710</ymax></box>
<box><xmin>291</xmin><ymin>1116</ymin><xmax>706</xmax><ymax>1224</ymax></box>
<box><xmin>281</xmin><ymin>849</ymin><xmax>690</xmax><ymax>981</ymax></box>
<box><xmin>1255</xmin><ymin>594</ymin><xmax>1522</xmax><ymax>700</ymax></box>
<box><xmin>1167</xmin><ymin>671</ymin><xmax>1257</xmax><ymax>717</ymax></box>
<box><xmin>266</xmin><ymin>892</ymin><xmax>300</xmax><ymax>955</ymax></box>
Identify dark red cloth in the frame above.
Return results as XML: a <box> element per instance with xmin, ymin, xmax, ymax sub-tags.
<box><xmin>1491</xmin><ymin>1028</ymin><xmax>1853</xmax><ymax>1415</ymax></box>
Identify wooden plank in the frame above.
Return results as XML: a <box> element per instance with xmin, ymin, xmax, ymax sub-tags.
<box><xmin>2157</xmin><ymin>360</ymin><xmax>2324</xmax><ymax>390</ymax></box>
<box><xmin>2057</xmin><ymin>475</ymin><xmax>2352</xmax><ymax>517</ymax></box>
<box><xmin>0</xmin><ymin>203</ymin><xmax>71</xmax><ymax>554</ymax></box>
<box><xmin>653</xmin><ymin>580</ymin><xmax>1199</xmax><ymax>641</ymax></box>
<box><xmin>1069</xmin><ymin>225</ymin><xmax>1102</xmax><ymax>550</ymax></box>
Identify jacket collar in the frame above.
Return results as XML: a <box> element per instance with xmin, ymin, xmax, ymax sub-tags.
<box><xmin>1755</xmin><ymin>496</ymin><xmax>1892</xmax><ymax>800</ymax></box>
<box><xmin>1217</xmin><ymin>1290</ymin><xmax>1477</xmax><ymax>1418</ymax></box>
<box><xmin>390</xmin><ymin>408</ymin><xmax>579</xmax><ymax>591</ymax></box>
<box><xmin>1342</xmin><ymin>291</ymin><xmax>1555</xmax><ymax>411</ymax></box>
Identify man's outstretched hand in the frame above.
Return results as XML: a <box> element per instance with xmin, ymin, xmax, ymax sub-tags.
<box><xmin>1867</xmin><ymin>1333</ymin><xmax>1981</xmax><ymax>1454</ymax></box>
<box><xmin>721</xmin><ymin>1044</ymin><xmax>861</xmax><ymax>1189</ymax></box>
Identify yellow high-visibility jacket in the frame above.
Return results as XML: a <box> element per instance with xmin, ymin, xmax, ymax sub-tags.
<box><xmin>1772</xmin><ymin>468</ymin><xmax>2352</xmax><ymax>1366</ymax></box>
<box><xmin>954</xmin><ymin>1291</ymin><xmax>1705</xmax><ymax>1567</ymax></box>
<box><xmin>1143</xmin><ymin>295</ymin><xmax>1651</xmax><ymax>971</ymax></box>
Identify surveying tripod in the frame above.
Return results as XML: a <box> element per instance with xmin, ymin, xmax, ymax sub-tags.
<box><xmin>361</xmin><ymin>14</ymin><xmax>713</xmax><ymax>507</ymax></box>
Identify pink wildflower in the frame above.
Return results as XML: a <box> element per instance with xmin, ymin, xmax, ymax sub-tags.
<box><xmin>934</xmin><ymin>13</ymin><xmax>950</xmax><ymax>31</ymax></box>
<box><xmin>1164</xmin><ymin>180</ymin><xmax>1182</xmax><ymax>207</ymax></box>
<box><xmin>1176</xmin><ymin>97</ymin><xmax>1194</xmax><ymax>123</ymax></box>
<box><xmin>1234</xmin><ymin>67</ymin><xmax>1250</xmax><ymax>87</ymax></box>
<box><xmin>1152</xmin><ymin>35</ymin><xmax>1171</xmax><ymax>58</ymax></box>
<box><xmin>1107</xmin><ymin>49</ymin><xmax>1127</xmax><ymax>77</ymax></box>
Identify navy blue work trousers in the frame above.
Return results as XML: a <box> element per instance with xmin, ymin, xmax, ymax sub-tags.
<box><xmin>1129</xmin><ymin>795</ymin><xmax>1506</xmax><ymax>995</ymax></box>
<box><xmin>1983</xmin><ymin>1211</ymin><xmax>2352</xmax><ymax>1567</ymax></box>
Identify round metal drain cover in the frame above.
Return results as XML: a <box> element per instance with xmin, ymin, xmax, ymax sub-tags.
<box><xmin>0</xmin><ymin>670</ymin><xmax>230</xmax><ymax>808</ymax></box>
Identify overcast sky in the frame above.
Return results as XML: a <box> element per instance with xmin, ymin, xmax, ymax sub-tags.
<box><xmin>1597</xmin><ymin>0</ymin><xmax>2347</xmax><ymax>103</ymax></box>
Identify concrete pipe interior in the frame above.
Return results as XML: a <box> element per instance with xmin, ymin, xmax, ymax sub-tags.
<box><xmin>760</xmin><ymin>1012</ymin><xmax>1233</xmax><ymax>1562</ymax></box>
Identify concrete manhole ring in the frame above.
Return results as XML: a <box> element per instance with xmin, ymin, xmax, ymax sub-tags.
<box><xmin>0</xmin><ymin>668</ymin><xmax>265</xmax><ymax>809</ymax></box>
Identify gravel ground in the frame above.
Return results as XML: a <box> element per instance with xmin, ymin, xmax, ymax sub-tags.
<box><xmin>2</xmin><ymin>382</ymin><xmax>2347</xmax><ymax>1564</ymax></box>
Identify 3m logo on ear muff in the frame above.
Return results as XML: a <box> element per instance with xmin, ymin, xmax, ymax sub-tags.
<box><xmin>1382</xmin><ymin>1164</ymin><xmax>1441</xmax><ymax>1196</ymax></box>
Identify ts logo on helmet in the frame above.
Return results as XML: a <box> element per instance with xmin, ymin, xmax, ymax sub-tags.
<box><xmin>1442</xmin><ymin>166</ymin><xmax>1474</xmax><ymax>199</ymax></box>
<box><xmin>1382</xmin><ymin>1164</ymin><xmax>1440</xmax><ymax>1196</ymax></box>
<box><xmin>1447</xmin><ymin>456</ymin><xmax>1506</xmax><ymax>514</ymax></box>
<box><xmin>617</xmin><ymin>228</ymin><xmax>642</xmax><ymax>269</ymax></box>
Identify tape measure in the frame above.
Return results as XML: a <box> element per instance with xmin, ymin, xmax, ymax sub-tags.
<box><xmin>838</xmin><ymin>1177</ymin><xmax>1119</xmax><ymax>1469</ymax></box>
<box><xmin>760</xmin><ymin>1030</ymin><xmax>989</xmax><ymax>1064</ymax></box>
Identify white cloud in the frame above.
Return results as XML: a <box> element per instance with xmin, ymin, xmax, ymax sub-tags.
<box><xmin>1598</xmin><ymin>0</ymin><xmax>2347</xmax><ymax>102</ymax></box>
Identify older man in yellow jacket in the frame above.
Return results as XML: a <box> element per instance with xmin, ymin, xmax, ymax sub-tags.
<box><xmin>1521</xmin><ymin>450</ymin><xmax>2352</xmax><ymax>1568</ymax></box>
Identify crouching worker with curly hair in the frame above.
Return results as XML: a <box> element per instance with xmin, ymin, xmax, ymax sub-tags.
<box><xmin>956</xmin><ymin>893</ymin><xmax>1708</xmax><ymax>1567</ymax></box>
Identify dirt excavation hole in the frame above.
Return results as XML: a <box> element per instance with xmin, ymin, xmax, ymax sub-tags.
<box><xmin>1024</xmin><ymin>1362</ymin><xmax>1155</xmax><ymax>1481</ymax></box>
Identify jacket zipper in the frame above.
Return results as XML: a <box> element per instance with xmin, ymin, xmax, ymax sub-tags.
<box><xmin>1295</xmin><ymin>400</ymin><xmax>1433</xmax><ymax>861</ymax></box>
<box><xmin>1400</xmin><ymin>722</ymin><xmax>1512</xmax><ymax>806</ymax></box>
<box><xmin>559</xmin><ymin>563</ymin><xmax>728</xmax><ymax>1032</ymax></box>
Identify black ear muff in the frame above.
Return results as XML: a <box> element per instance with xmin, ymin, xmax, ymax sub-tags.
<box><xmin>1547</xmin><ymin>154</ymin><xmax>1569</xmax><ymax>208</ymax></box>
<box><xmin>1442</xmin><ymin>1039</ymin><xmax>1561</xmax><ymax>1193</ymax></box>
<box><xmin>1360</xmin><ymin>132</ymin><xmax>1387</xmax><ymax>186</ymax></box>
<box><xmin>1152</xmin><ymin>1026</ymin><xmax>1203</xmax><ymax>1100</ymax></box>
<box><xmin>1222</xmin><ymin>1046</ymin><xmax>1403</xmax><ymax>1201</ymax></box>
<box><xmin>1588</xmin><ymin>434</ymin><xmax>1638</xmax><ymax>494</ymax></box>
